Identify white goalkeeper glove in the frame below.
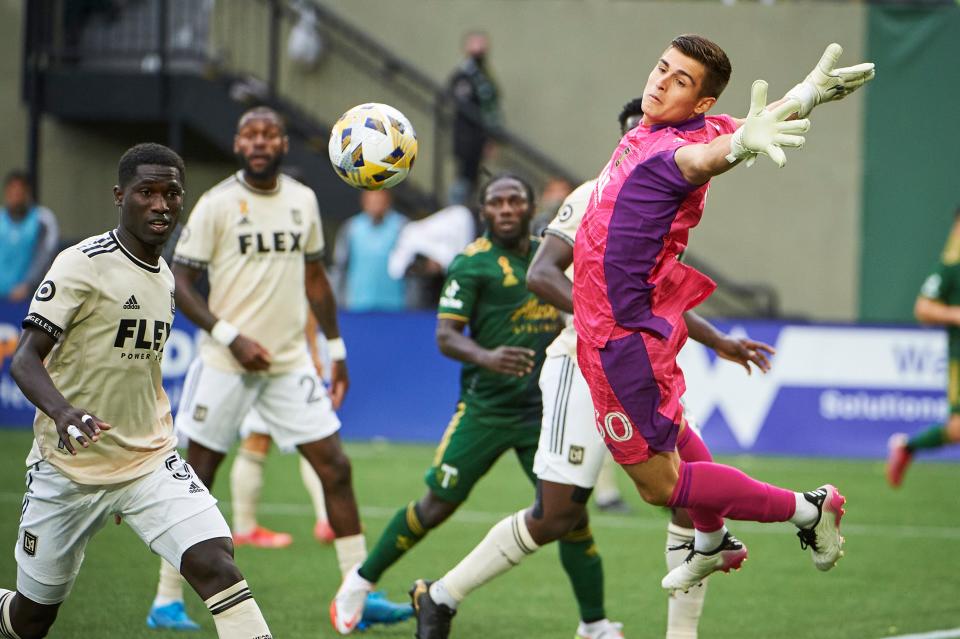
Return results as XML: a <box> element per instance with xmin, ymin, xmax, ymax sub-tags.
<box><xmin>785</xmin><ymin>43</ymin><xmax>875</xmax><ymax>118</ymax></box>
<box><xmin>727</xmin><ymin>80</ymin><xmax>810</xmax><ymax>168</ymax></box>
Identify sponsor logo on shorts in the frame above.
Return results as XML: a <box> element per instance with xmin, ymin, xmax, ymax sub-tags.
<box><xmin>568</xmin><ymin>445</ymin><xmax>584</xmax><ymax>465</ymax></box>
<box><xmin>193</xmin><ymin>405</ymin><xmax>208</xmax><ymax>422</ymax></box>
<box><xmin>22</xmin><ymin>531</ymin><xmax>37</xmax><ymax>556</ymax></box>
<box><xmin>436</xmin><ymin>463</ymin><xmax>459</xmax><ymax>489</ymax></box>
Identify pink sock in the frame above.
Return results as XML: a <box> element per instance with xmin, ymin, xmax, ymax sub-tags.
<box><xmin>668</xmin><ymin>461</ymin><xmax>797</xmax><ymax>523</ymax></box>
<box><xmin>675</xmin><ymin>428</ymin><xmax>724</xmax><ymax>531</ymax></box>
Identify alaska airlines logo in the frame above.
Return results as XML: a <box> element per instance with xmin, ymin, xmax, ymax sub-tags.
<box><xmin>510</xmin><ymin>297</ymin><xmax>560</xmax><ymax>335</ymax></box>
<box><xmin>238</xmin><ymin>232</ymin><xmax>303</xmax><ymax>255</ymax></box>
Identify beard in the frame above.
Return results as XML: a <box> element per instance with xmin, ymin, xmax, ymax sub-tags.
<box><xmin>238</xmin><ymin>152</ymin><xmax>285</xmax><ymax>181</ymax></box>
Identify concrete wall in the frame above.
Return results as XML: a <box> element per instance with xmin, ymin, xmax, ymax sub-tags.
<box><xmin>319</xmin><ymin>0</ymin><xmax>868</xmax><ymax>320</ymax></box>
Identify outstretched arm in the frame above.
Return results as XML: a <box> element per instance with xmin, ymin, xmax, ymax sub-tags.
<box><xmin>915</xmin><ymin>296</ymin><xmax>960</xmax><ymax>327</ymax></box>
<box><xmin>784</xmin><ymin>43</ymin><xmax>875</xmax><ymax>118</ymax></box>
<box><xmin>683</xmin><ymin>311</ymin><xmax>774</xmax><ymax>375</ymax></box>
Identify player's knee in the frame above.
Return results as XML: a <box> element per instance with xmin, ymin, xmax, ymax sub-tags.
<box><xmin>179</xmin><ymin>538</ymin><xmax>242</xmax><ymax>599</ymax></box>
<box><xmin>312</xmin><ymin>449</ymin><xmax>352</xmax><ymax>493</ymax></box>
<box><xmin>526</xmin><ymin>511</ymin><xmax>576</xmax><ymax>544</ymax></box>
<box><xmin>634</xmin><ymin>481</ymin><xmax>672</xmax><ymax>507</ymax></box>
<box><xmin>417</xmin><ymin>492</ymin><xmax>457</xmax><ymax>529</ymax></box>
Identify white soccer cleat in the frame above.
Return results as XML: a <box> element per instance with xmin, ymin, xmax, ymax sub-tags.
<box><xmin>576</xmin><ymin>618</ymin><xmax>625</xmax><ymax>639</ymax></box>
<box><xmin>329</xmin><ymin>564</ymin><xmax>371</xmax><ymax>635</ymax></box>
<box><xmin>661</xmin><ymin>532</ymin><xmax>748</xmax><ymax>593</ymax></box>
<box><xmin>796</xmin><ymin>484</ymin><xmax>846</xmax><ymax>571</ymax></box>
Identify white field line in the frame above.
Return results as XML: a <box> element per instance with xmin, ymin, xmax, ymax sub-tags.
<box><xmin>2</xmin><ymin>492</ymin><xmax>959</xmax><ymax>540</ymax></box>
<box><xmin>878</xmin><ymin>629</ymin><xmax>960</xmax><ymax>639</ymax></box>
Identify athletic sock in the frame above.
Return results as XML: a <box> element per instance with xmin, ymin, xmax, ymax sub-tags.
<box><xmin>693</xmin><ymin>525</ymin><xmax>728</xmax><ymax>553</ymax></box>
<box><xmin>594</xmin><ymin>454</ymin><xmax>622</xmax><ymax>505</ymax></box>
<box><xmin>665</xmin><ymin>524</ymin><xmax>707</xmax><ymax>639</ymax></box>
<box><xmin>438</xmin><ymin>511</ymin><xmax>539</xmax><ymax>606</ymax></box>
<box><xmin>153</xmin><ymin>559</ymin><xmax>184</xmax><ymax>607</ymax></box>
<box><xmin>667</xmin><ymin>461</ymin><xmax>796</xmax><ymax>523</ymax></box>
<box><xmin>559</xmin><ymin>523</ymin><xmax>605</xmax><ymax>623</ymax></box>
<box><xmin>789</xmin><ymin>492</ymin><xmax>820</xmax><ymax>529</ymax></box>
<box><xmin>230</xmin><ymin>448</ymin><xmax>266</xmax><ymax>535</ymax></box>
<box><xmin>676</xmin><ymin>427</ymin><xmax>725</xmax><ymax>533</ymax></box>
<box><xmin>358</xmin><ymin>502</ymin><xmax>428</xmax><ymax>583</ymax></box>
<box><xmin>333</xmin><ymin>534</ymin><xmax>367</xmax><ymax>578</ymax></box>
<box><xmin>0</xmin><ymin>589</ymin><xmax>22</xmax><ymax>639</ymax></box>
<box><xmin>906</xmin><ymin>424</ymin><xmax>947</xmax><ymax>452</ymax></box>
<box><xmin>205</xmin><ymin>580</ymin><xmax>271</xmax><ymax>638</ymax></box>
<box><xmin>298</xmin><ymin>455</ymin><xmax>328</xmax><ymax>524</ymax></box>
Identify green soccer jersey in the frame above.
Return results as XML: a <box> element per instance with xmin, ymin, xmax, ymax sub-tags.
<box><xmin>437</xmin><ymin>234</ymin><xmax>561</xmax><ymax>426</ymax></box>
<box><xmin>920</xmin><ymin>260</ymin><xmax>960</xmax><ymax>361</ymax></box>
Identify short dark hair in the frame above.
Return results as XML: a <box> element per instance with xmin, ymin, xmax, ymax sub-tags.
<box><xmin>670</xmin><ymin>34</ymin><xmax>732</xmax><ymax>100</ymax></box>
<box><xmin>617</xmin><ymin>98</ymin><xmax>645</xmax><ymax>134</ymax></box>
<box><xmin>478</xmin><ymin>172</ymin><xmax>536</xmax><ymax>210</ymax></box>
<box><xmin>3</xmin><ymin>170</ymin><xmax>30</xmax><ymax>189</ymax></box>
<box><xmin>237</xmin><ymin>106</ymin><xmax>286</xmax><ymax>135</ymax></box>
<box><xmin>117</xmin><ymin>143</ymin><xmax>186</xmax><ymax>187</ymax></box>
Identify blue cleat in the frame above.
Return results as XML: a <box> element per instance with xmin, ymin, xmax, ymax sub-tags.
<box><xmin>146</xmin><ymin>601</ymin><xmax>200</xmax><ymax>631</ymax></box>
<box><xmin>356</xmin><ymin>591</ymin><xmax>414</xmax><ymax>631</ymax></box>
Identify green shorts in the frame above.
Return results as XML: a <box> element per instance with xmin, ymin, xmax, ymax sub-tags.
<box><xmin>424</xmin><ymin>402</ymin><xmax>540</xmax><ymax>503</ymax></box>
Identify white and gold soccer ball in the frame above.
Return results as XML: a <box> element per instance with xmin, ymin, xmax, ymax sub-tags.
<box><xmin>327</xmin><ymin>103</ymin><xmax>418</xmax><ymax>190</ymax></box>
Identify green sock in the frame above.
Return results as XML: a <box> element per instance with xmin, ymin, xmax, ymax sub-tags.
<box><xmin>358</xmin><ymin>502</ymin><xmax>427</xmax><ymax>582</ymax></box>
<box><xmin>558</xmin><ymin>525</ymin><xmax>605</xmax><ymax>623</ymax></box>
<box><xmin>906</xmin><ymin>424</ymin><xmax>947</xmax><ymax>452</ymax></box>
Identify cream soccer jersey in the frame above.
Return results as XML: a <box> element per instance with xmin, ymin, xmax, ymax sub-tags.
<box><xmin>544</xmin><ymin>179</ymin><xmax>595</xmax><ymax>361</ymax></box>
<box><xmin>22</xmin><ymin>231</ymin><xmax>177</xmax><ymax>485</ymax></box>
<box><xmin>173</xmin><ymin>171</ymin><xmax>325</xmax><ymax>374</ymax></box>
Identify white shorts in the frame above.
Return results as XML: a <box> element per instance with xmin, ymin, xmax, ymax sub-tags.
<box><xmin>533</xmin><ymin>355</ymin><xmax>606</xmax><ymax>489</ymax></box>
<box><xmin>177</xmin><ymin>360</ymin><xmax>341</xmax><ymax>454</ymax></box>
<box><xmin>15</xmin><ymin>454</ymin><xmax>228</xmax><ymax>604</ymax></box>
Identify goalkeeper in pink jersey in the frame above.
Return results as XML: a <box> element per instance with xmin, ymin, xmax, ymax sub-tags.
<box><xmin>573</xmin><ymin>34</ymin><xmax>874</xmax><ymax>592</ymax></box>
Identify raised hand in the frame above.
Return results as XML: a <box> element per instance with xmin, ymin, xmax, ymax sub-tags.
<box><xmin>727</xmin><ymin>80</ymin><xmax>811</xmax><ymax>168</ymax></box>
<box><xmin>786</xmin><ymin>43</ymin><xmax>876</xmax><ymax>118</ymax></box>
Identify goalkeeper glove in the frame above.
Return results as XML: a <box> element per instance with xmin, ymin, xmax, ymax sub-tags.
<box><xmin>785</xmin><ymin>43</ymin><xmax>875</xmax><ymax>118</ymax></box>
<box><xmin>727</xmin><ymin>80</ymin><xmax>810</xmax><ymax>168</ymax></box>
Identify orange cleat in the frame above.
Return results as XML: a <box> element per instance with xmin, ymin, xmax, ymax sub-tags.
<box><xmin>233</xmin><ymin>526</ymin><xmax>293</xmax><ymax>548</ymax></box>
<box><xmin>886</xmin><ymin>433</ymin><xmax>913</xmax><ymax>488</ymax></box>
<box><xmin>314</xmin><ymin>519</ymin><xmax>336</xmax><ymax>544</ymax></box>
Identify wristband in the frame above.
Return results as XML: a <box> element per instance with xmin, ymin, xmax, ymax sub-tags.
<box><xmin>327</xmin><ymin>337</ymin><xmax>347</xmax><ymax>361</ymax></box>
<box><xmin>211</xmin><ymin>320</ymin><xmax>240</xmax><ymax>347</ymax></box>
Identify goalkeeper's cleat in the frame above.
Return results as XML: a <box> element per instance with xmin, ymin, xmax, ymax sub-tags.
<box><xmin>661</xmin><ymin>532</ymin><xmax>747</xmax><ymax>593</ymax></box>
<box><xmin>410</xmin><ymin>579</ymin><xmax>455</xmax><ymax>639</ymax></box>
<box><xmin>314</xmin><ymin>519</ymin><xmax>336</xmax><ymax>544</ymax></box>
<box><xmin>576</xmin><ymin>618</ymin><xmax>625</xmax><ymax>639</ymax></box>
<box><xmin>886</xmin><ymin>433</ymin><xmax>913</xmax><ymax>488</ymax></box>
<box><xmin>146</xmin><ymin>601</ymin><xmax>200</xmax><ymax>631</ymax></box>
<box><xmin>796</xmin><ymin>485</ymin><xmax>846</xmax><ymax>571</ymax></box>
<box><xmin>233</xmin><ymin>525</ymin><xmax>293</xmax><ymax>549</ymax></box>
<box><xmin>330</xmin><ymin>564</ymin><xmax>372</xmax><ymax>635</ymax></box>
<box><xmin>357</xmin><ymin>591</ymin><xmax>413</xmax><ymax>629</ymax></box>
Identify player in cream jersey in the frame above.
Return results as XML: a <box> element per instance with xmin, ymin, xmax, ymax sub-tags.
<box><xmin>1</xmin><ymin>144</ymin><xmax>273</xmax><ymax>639</ymax></box>
<box><xmin>151</xmin><ymin>107</ymin><xmax>380</xmax><ymax>636</ymax></box>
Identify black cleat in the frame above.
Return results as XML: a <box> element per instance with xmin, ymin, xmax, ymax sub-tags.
<box><xmin>410</xmin><ymin>579</ymin><xmax>456</xmax><ymax>639</ymax></box>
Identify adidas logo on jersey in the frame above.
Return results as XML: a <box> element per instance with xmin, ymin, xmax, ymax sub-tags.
<box><xmin>188</xmin><ymin>482</ymin><xmax>205</xmax><ymax>494</ymax></box>
<box><xmin>123</xmin><ymin>295</ymin><xmax>140</xmax><ymax>310</ymax></box>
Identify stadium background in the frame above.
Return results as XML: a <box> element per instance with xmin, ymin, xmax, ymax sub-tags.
<box><xmin>1</xmin><ymin>1</ymin><xmax>959</xmax><ymax>638</ymax></box>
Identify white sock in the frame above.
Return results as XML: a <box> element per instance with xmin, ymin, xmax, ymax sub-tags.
<box><xmin>298</xmin><ymin>455</ymin><xmax>328</xmax><ymax>523</ymax></box>
<box><xmin>230</xmin><ymin>449</ymin><xmax>266</xmax><ymax>536</ymax></box>
<box><xmin>440</xmin><ymin>511</ymin><xmax>539</xmax><ymax>606</ymax></box>
<box><xmin>342</xmin><ymin>563</ymin><xmax>374</xmax><ymax>592</ymax></box>
<box><xmin>153</xmin><ymin>559</ymin><xmax>184</xmax><ymax>607</ymax></box>
<box><xmin>333</xmin><ymin>534</ymin><xmax>367</xmax><ymax>578</ymax></box>
<box><xmin>0</xmin><ymin>588</ymin><xmax>22</xmax><ymax>639</ymax></box>
<box><xmin>790</xmin><ymin>492</ymin><xmax>819</xmax><ymax>529</ymax></box>
<box><xmin>205</xmin><ymin>580</ymin><xmax>271</xmax><ymax>638</ymax></box>
<box><xmin>666</xmin><ymin>524</ymin><xmax>707</xmax><ymax>639</ymax></box>
<box><xmin>693</xmin><ymin>525</ymin><xmax>727</xmax><ymax>552</ymax></box>
<box><xmin>594</xmin><ymin>453</ymin><xmax>622</xmax><ymax>504</ymax></box>
<box><xmin>428</xmin><ymin>580</ymin><xmax>458</xmax><ymax>609</ymax></box>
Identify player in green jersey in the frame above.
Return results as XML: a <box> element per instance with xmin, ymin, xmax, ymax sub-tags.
<box><xmin>331</xmin><ymin>175</ymin><xmax>622</xmax><ymax>637</ymax></box>
<box><xmin>888</xmin><ymin>207</ymin><xmax>960</xmax><ymax>487</ymax></box>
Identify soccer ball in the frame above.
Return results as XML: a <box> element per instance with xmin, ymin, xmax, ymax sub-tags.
<box><xmin>327</xmin><ymin>103</ymin><xmax>418</xmax><ymax>190</ymax></box>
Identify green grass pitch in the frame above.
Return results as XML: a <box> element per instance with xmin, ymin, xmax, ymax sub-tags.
<box><xmin>0</xmin><ymin>429</ymin><xmax>957</xmax><ymax>638</ymax></box>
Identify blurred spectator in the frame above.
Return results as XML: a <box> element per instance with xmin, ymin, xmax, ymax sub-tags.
<box><xmin>448</xmin><ymin>30</ymin><xmax>502</xmax><ymax>206</ymax></box>
<box><xmin>333</xmin><ymin>190</ymin><xmax>408</xmax><ymax>311</ymax></box>
<box><xmin>0</xmin><ymin>171</ymin><xmax>59</xmax><ymax>303</ymax></box>
<box><xmin>389</xmin><ymin>204</ymin><xmax>476</xmax><ymax>309</ymax></box>
<box><xmin>532</xmin><ymin>177</ymin><xmax>574</xmax><ymax>237</ymax></box>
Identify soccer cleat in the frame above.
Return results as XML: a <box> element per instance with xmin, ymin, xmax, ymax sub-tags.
<box><xmin>410</xmin><ymin>579</ymin><xmax>455</xmax><ymax>639</ymax></box>
<box><xmin>661</xmin><ymin>532</ymin><xmax>748</xmax><ymax>592</ymax></box>
<box><xmin>356</xmin><ymin>591</ymin><xmax>414</xmax><ymax>630</ymax></box>
<box><xmin>886</xmin><ymin>433</ymin><xmax>913</xmax><ymax>488</ymax></box>
<box><xmin>314</xmin><ymin>519</ymin><xmax>336</xmax><ymax>544</ymax></box>
<box><xmin>796</xmin><ymin>484</ymin><xmax>846</xmax><ymax>571</ymax></box>
<box><xmin>330</xmin><ymin>564</ymin><xmax>371</xmax><ymax>635</ymax></box>
<box><xmin>146</xmin><ymin>601</ymin><xmax>200</xmax><ymax>631</ymax></box>
<box><xmin>576</xmin><ymin>619</ymin><xmax>625</xmax><ymax>639</ymax></box>
<box><xmin>233</xmin><ymin>526</ymin><xmax>293</xmax><ymax>549</ymax></box>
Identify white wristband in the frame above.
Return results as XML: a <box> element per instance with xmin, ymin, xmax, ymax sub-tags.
<box><xmin>327</xmin><ymin>337</ymin><xmax>347</xmax><ymax>361</ymax></box>
<box><xmin>211</xmin><ymin>320</ymin><xmax>240</xmax><ymax>347</ymax></box>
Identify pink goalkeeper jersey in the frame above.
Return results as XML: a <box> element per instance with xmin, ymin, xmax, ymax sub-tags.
<box><xmin>573</xmin><ymin>113</ymin><xmax>738</xmax><ymax>348</ymax></box>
